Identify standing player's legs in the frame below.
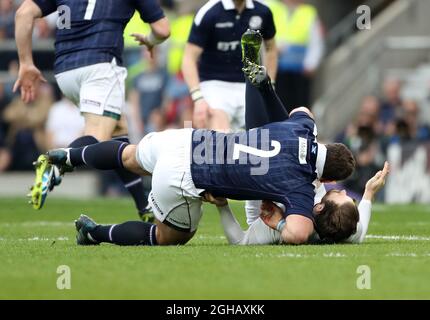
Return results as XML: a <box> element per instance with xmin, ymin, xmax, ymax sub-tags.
<box><xmin>208</xmin><ymin>109</ymin><xmax>231</xmax><ymax>133</ymax></box>
<box><xmin>200</xmin><ymin>81</ymin><xmax>246</xmax><ymax>132</ymax></box>
<box><xmin>53</xmin><ymin>60</ymin><xmax>149</xmax><ymax>217</ymax></box>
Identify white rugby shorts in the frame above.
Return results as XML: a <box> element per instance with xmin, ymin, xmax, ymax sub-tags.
<box><xmin>136</xmin><ymin>128</ymin><xmax>205</xmax><ymax>232</ymax></box>
<box><xmin>55</xmin><ymin>58</ymin><xmax>127</xmax><ymax>120</ymax></box>
<box><xmin>200</xmin><ymin>80</ymin><xmax>246</xmax><ymax>130</ymax></box>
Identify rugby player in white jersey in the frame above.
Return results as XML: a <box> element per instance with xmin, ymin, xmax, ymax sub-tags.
<box><xmin>208</xmin><ymin>162</ymin><xmax>389</xmax><ymax>245</ymax></box>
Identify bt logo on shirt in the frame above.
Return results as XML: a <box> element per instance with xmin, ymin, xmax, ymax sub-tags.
<box><xmin>217</xmin><ymin>41</ymin><xmax>240</xmax><ymax>52</ymax></box>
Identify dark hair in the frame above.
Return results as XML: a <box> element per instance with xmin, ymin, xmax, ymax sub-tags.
<box><xmin>314</xmin><ymin>197</ymin><xmax>359</xmax><ymax>243</ymax></box>
<box><xmin>322</xmin><ymin>143</ymin><xmax>355</xmax><ymax>181</ymax></box>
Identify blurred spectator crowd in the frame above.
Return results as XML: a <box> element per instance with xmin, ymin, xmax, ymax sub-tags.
<box><xmin>336</xmin><ymin>77</ymin><xmax>430</xmax><ymax>196</ymax></box>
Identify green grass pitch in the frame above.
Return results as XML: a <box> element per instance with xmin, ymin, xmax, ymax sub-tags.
<box><xmin>0</xmin><ymin>197</ymin><xmax>429</xmax><ymax>299</ymax></box>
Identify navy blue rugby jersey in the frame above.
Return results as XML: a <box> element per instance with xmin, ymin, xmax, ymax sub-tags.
<box><xmin>33</xmin><ymin>0</ymin><xmax>164</xmax><ymax>73</ymax></box>
<box><xmin>190</xmin><ymin>111</ymin><xmax>322</xmax><ymax>219</ymax></box>
<box><xmin>188</xmin><ymin>0</ymin><xmax>275</xmax><ymax>82</ymax></box>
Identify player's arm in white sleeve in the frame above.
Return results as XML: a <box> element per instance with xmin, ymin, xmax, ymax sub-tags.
<box><xmin>303</xmin><ymin>19</ymin><xmax>324</xmax><ymax>73</ymax></box>
<box><xmin>216</xmin><ymin>204</ymin><xmax>246</xmax><ymax>245</ymax></box>
<box><xmin>218</xmin><ymin>204</ymin><xmax>282</xmax><ymax>245</ymax></box>
<box><xmin>345</xmin><ymin>162</ymin><xmax>390</xmax><ymax>244</ymax></box>
<box><xmin>203</xmin><ymin>193</ymin><xmax>280</xmax><ymax>245</ymax></box>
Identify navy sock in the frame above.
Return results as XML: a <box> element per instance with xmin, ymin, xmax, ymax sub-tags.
<box><xmin>68</xmin><ymin>135</ymin><xmax>98</xmax><ymax>148</ymax></box>
<box><xmin>245</xmin><ymin>78</ymin><xmax>289</xmax><ymax>129</ymax></box>
<box><xmin>245</xmin><ymin>79</ymin><xmax>270</xmax><ymax>130</ymax></box>
<box><xmin>112</xmin><ymin>136</ymin><xmax>149</xmax><ymax>211</ymax></box>
<box><xmin>90</xmin><ymin>221</ymin><xmax>157</xmax><ymax>246</ymax></box>
<box><xmin>258</xmin><ymin>78</ymin><xmax>290</xmax><ymax>122</ymax></box>
<box><xmin>70</xmin><ymin>140</ymin><xmax>127</xmax><ymax>169</ymax></box>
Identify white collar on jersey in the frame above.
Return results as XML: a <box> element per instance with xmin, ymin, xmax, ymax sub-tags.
<box><xmin>222</xmin><ymin>0</ymin><xmax>255</xmax><ymax>10</ymax></box>
<box><xmin>316</xmin><ymin>143</ymin><xmax>327</xmax><ymax>179</ymax></box>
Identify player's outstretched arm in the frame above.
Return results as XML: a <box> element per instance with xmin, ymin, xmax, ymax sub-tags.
<box><xmin>182</xmin><ymin>43</ymin><xmax>211</xmax><ymax>129</ymax></box>
<box><xmin>131</xmin><ymin>17</ymin><xmax>170</xmax><ymax>58</ymax></box>
<box><xmin>204</xmin><ymin>194</ymin><xmax>281</xmax><ymax>245</ymax></box>
<box><xmin>346</xmin><ymin>161</ymin><xmax>390</xmax><ymax>244</ymax></box>
<box><xmin>13</xmin><ymin>0</ymin><xmax>47</xmax><ymax>103</ymax></box>
<box><xmin>202</xmin><ymin>193</ymin><xmax>246</xmax><ymax>244</ymax></box>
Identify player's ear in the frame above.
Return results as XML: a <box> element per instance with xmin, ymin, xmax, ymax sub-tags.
<box><xmin>314</xmin><ymin>203</ymin><xmax>325</xmax><ymax>214</ymax></box>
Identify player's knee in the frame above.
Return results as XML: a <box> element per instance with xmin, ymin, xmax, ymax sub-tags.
<box><xmin>121</xmin><ymin>145</ymin><xmax>143</xmax><ymax>173</ymax></box>
<box><xmin>155</xmin><ymin>222</ymin><xmax>195</xmax><ymax>245</ymax></box>
<box><xmin>112</xmin><ymin>117</ymin><xmax>128</xmax><ymax>138</ymax></box>
<box><xmin>83</xmin><ymin>114</ymin><xmax>118</xmax><ymax>141</ymax></box>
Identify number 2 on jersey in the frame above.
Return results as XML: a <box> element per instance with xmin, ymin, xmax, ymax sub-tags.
<box><xmin>84</xmin><ymin>0</ymin><xmax>97</xmax><ymax>20</ymax></box>
<box><xmin>233</xmin><ymin>141</ymin><xmax>281</xmax><ymax>160</ymax></box>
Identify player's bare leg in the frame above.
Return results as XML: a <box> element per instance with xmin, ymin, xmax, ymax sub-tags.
<box><xmin>83</xmin><ymin>113</ymin><xmax>122</xmax><ymax>142</ymax></box>
<box><xmin>121</xmin><ymin>144</ymin><xmax>150</xmax><ymax>176</ymax></box>
<box><xmin>209</xmin><ymin>108</ymin><xmax>231</xmax><ymax>133</ymax></box>
<box><xmin>155</xmin><ymin>221</ymin><xmax>195</xmax><ymax>245</ymax></box>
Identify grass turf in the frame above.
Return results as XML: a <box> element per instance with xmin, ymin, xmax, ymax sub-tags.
<box><xmin>0</xmin><ymin>197</ymin><xmax>429</xmax><ymax>299</ymax></box>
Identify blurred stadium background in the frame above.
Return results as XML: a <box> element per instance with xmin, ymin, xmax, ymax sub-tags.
<box><xmin>1</xmin><ymin>0</ymin><xmax>429</xmax><ymax>205</ymax></box>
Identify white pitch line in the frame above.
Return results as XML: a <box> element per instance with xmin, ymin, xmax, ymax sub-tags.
<box><xmin>386</xmin><ymin>253</ymin><xmax>418</xmax><ymax>257</ymax></box>
<box><xmin>196</xmin><ymin>235</ymin><xmax>226</xmax><ymax>240</ymax></box>
<box><xmin>255</xmin><ymin>252</ymin><xmax>348</xmax><ymax>259</ymax></box>
<box><xmin>366</xmin><ymin>234</ymin><xmax>430</xmax><ymax>241</ymax></box>
<box><xmin>385</xmin><ymin>252</ymin><xmax>430</xmax><ymax>257</ymax></box>
<box><xmin>0</xmin><ymin>237</ymin><xmax>69</xmax><ymax>242</ymax></box>
<box><xmin>0</xmin><ymin>221</ymin><xmax>73</xmax><ymax>227</ymax></box>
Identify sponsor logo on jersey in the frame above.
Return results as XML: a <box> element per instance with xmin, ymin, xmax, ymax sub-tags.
<box><xmin>249</xmin><ymin>16</ymin><xmax>263</xmax><ymax>29</ymax></box>
<box><xmin>215</xmin><ymin>22</ymin><xmax>234</xmax><ymax>28</ymax></box>
<box><xmin>217</xmin><ymin>41</ymin><xmax>240</xmax><ymax>51</ymax></box>
<box><xmin>298</xmin><ymin>137</ymin><xmax>308</xmax><ymax>164</ymax></box>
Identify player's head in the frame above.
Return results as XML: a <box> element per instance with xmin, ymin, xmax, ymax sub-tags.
<box><xmin>313</xmin><ymin>189</ymin><xmax>359</xmax><ymax>243</ymax></box>
<box><xmin>321</xmin><ymin>143</ymin><xmax>355</xmax><ymax>182</ymax></box>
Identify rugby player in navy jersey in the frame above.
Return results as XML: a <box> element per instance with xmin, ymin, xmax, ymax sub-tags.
<box><xmin>43</xmin><ymin>42</ymin><xmax>357</xmax><ymax>246</ymax></box>
<box><xmin>14</xmin><ymin>0</ymin><xmax>170</xmax><ymax>221</ymax></box>
<box><xmin>182</xmin><ymin>0</ymin><xmax>278</xmax><ymax>132</ymax></box>
<box><xmin>208</xmin><ymin>43</ymin><xmax>388</xmax><ymax>245</ymax></box>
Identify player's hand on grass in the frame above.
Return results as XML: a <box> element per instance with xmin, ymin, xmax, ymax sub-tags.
<box><xmin>193</xmin><ymin>99</ymin><xmax>210</xmax><ymax>128</ymax></box>
<box><xmin>260</xmin><ymin>200</ymin><xmax>284</xmax><ymax>230</ymax></box>
<box><xmin>130</xmin><ymin>33</ymin><xmax>154</xmax><ymax>58</ymax></box>
<box><xmin>202</xmin><ymin>192</ymin><xmax>227</xmax><ymax>207</ymax></box>
<box><xmin>363</xmin><ymin>161</ymin><xmax>390</xmax><ymax>200</ymax></box>
<box><xmin>13</xmin><ymin>64</ymin><xmax>47</xmax><ymax>103</ymax></box>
